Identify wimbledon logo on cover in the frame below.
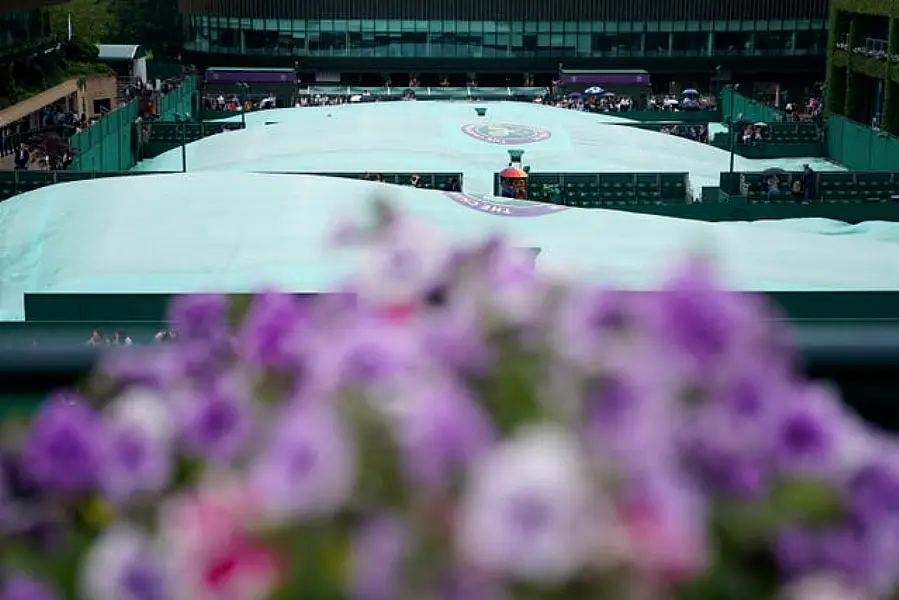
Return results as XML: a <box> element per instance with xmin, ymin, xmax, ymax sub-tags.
<box><xmin>461</xmin><ymin>123</ymin><xmax>551</xmax><ymax>145</ymax></box>
<box><xmin>444</xmin><ymin>192</ymin><xmax>567</xmax><ymax>217</ymax></box>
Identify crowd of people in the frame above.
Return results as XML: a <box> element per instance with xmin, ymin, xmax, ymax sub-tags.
<box><xmin>1</xmin><ymin>105</ymin><xmax>92</xmax><ymax>165</ymax></box>
<box><xmin>659</xmin><ymin>124</ymin><xmax>710</xmax><ymax>143</ymax></box>
<box><xmin>85</xmin><ymin>328</ymin><xmax>178</xmax><ymax>346</ymax></box>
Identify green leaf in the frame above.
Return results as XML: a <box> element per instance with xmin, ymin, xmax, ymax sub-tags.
<box><xmin>264</xmin><ymin>524</ymin><xmax>349</xmax><ymax>600</ymax></box>
<box><xmin>228</xmin><ymin>294</ymin><xmax>254</xmax><ymax>328</ymax></box>
<box><xmin>469</xmin><ymin>334</ymin><xmax>543</xmax><ymax>434</ymax></box>
<box><xmin>714</xmin><ymin>477</ymin><xmax>843</xmax><ymax>546</ymax></box>
<box><xmin>768</xmin><ymin>477</ymin><xmax>843</xmax><ymax>526</ymax></box>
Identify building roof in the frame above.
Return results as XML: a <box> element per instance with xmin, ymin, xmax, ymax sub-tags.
<box><xmin>96</xmin><ymin>44</ymin><xmax>146</xmax><ymax>62</ymax></box>
<box><xmin>0</xmin><ymin>79</ymin><xmax>78</xmax><ymax>127</ymax></box>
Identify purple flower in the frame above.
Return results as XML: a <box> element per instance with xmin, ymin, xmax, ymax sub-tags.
<box><xmin>332</xmin><ymin>322</ymin><xmax>424</xmax><ymax>388</ymax></box>
<box><xmin>347</xmin><ymin>514</ymin><xmax>407</xmax><ymax>600</ymax></box>
<box><xmin>21</xmin><ymin>394</ymin><xmax>104</xmax><ymax>493</ymax></box>
<box><xmin>81</xmin><ymin>524</ymin><xmax>168</xmax><ymax>600</ymax></box>
<box><xmin>653</xmin><ymin>259</ymin><xmax>770</xmax><ymax>370</ymax></box>
<box><xmin>248</xmin><ymin>401</ymin><xmax>355</xmax><ymax>521</ymax></box>
<box><xmin>771</xmin><ymin>384</ymin><xmax>865</xmax><ymax>479</ymax></box>
<box><xmin>99</xmin><ymin>389</ymin><xmax>173</xmax><ymax>503</ymax></box>
<box><xmin>582</xmin><ymin>368</ymin><xmax>678</xmax><ymax>467</ymax></box>
<box><xmin>393</xmin><ymin>382</ymin><xmax>494</xmax><ymax>489</ymax></box>
<box><xmin>818</xmin><ymin>522</ymin><xmax>899</xmax><ymax>594</ymax></box>
<box><xmin>175</xmin><ymin>375</ymin><xmax>254</xmax><ymax>463</ymax></box>
<box><xmin>0</xmin><ymin>574</ymin><xmax>58</xmax><ymax>600</ymax></box>
<box><xmin>237</xmin><ymin>292</ymin><xmax>309</xmax><ymax>370</ymax></box>
<box><xmin>776</xmin><ymin>520</ymin><xmax>899</xmax><ymax>594</ymax></box>
<box><xmin>167</xmin><ymin>294</ymin><xmax>229</xmax><ymax>342</ymax></box>
<box><xmin>846</xmin><ymin>459</ymin><xmax>899</xmax><ymax>520</ymax></box>
<box><xmin>554</xmin><ymin>288</ymin><xmax>653</xmax><ymax>372</ymax></box>
<box><xmin>420</xmin><ymin>310</ymin><xmax>491</xmax><ymax>375</ymax></box>
<box><xmin>774</xmin><ymin>525</ymin><xmax>818</xmax><ymax>576</ymax></box>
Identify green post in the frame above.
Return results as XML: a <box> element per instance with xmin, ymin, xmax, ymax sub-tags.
<box><xmin>725</xmin><ymin>85</ymin><xmax>736</xmax><ymax>175</ymax></box>
<box><xmin>175</xmin><ymin>114</ymin><xmax>187</xmax><ymax>173</ymax></box>
<box><xmin>237</xmin><ymin>82</ymin><xmax>250</xmax><ymax>129</ymax></box>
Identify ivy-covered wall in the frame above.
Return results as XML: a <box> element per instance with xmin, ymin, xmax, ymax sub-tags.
<box><xmin>832</xmin><ymin>0</ymin><xmax>899</xmax><ymax>17</ymax></box>
<box><xmin>883</xmin><ymin>79</ymin><xmax>899</xmax><ymax>135</ymax></box>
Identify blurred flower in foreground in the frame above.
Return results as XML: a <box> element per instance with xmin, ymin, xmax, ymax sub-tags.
<box><xmin>4</xmin><ymin>202</ymin><xmax>898</xmax><ymax>600</ymax></box>
<box><xmin>81</xmin><ymin>524</ymin><xmax>167</xmax><ymax>600</ymax></box>
<box><xmin>22</xmin><ymin>395</ymin><xmax>103</xmax><ymax>494</ymax></box>
<box><xmin>0</xmin><ymin>574</ymin><xmax>58</xmax><ymax>600</ymax></box>
<box><xmin>456</xmin><ymin>424</ymin><xmax>597</xmax><ymax>584</ymax></box>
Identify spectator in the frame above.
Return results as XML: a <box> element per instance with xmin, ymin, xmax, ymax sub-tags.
<box><xmin>112</xmin><ymin>330</ymin><xmax>133</xmax><ymax>346</ymax></box>
<box><xmin>14</xmin><ymin>143</ymin><xmax>29</xmax><ymax>169</ymax></box>
<box><xmin>409</xmin><ymin>174</ymin><xmax>422</xmax><ymax>188</ymax></box>
<box><xmin>801</xmin><ymin>164</ymin><xmax>816</xmax><ymax>203</ymax></box>
<box><xmin>444</xmin><ymin>176</ymin><xmax>462</xmax><ymax>192</ymax></box>
<box><xmin>86</xmin><ymin>330</ymin><xmax>106</xmax><ymax>346</ymax></box>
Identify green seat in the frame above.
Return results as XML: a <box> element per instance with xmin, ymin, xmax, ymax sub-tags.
<box><xmin>856</xmin><ymin>173</ymin><xmax>892</xmax><ymax>200</ymax></box>
<box><xmin>0</xmin><ymin>171</ymin><xmax>16</xmax><ymax>200</ymax></box>
<box><xmin>660</xmin><ymin>173</ymin><xmax>689</xmax><ymax>202</ymax></box>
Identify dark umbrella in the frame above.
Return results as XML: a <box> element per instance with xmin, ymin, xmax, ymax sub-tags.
<box><xmin>761</xmin><ymin>167</ymin><xmax>786</xmax><ymax>177</ymax></box>
<box><xmin>567</xmin><ymin>92</ymin><xmax>582</xmax><ymax>98</ymax></box>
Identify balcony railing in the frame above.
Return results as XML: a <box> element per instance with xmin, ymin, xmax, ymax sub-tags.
<box><xmin>853</xmin><ymin>37</ymin><xmax>889</xmax><ymax>60</ymax></box>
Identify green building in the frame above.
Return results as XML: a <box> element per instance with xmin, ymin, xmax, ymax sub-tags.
<box><xmin>179</xmin><ymin>0</ymin><xmax>828</xmax><ymax>90</ymax></box>
<box><xmin>826</xmin><ymin>0</ymin><xmax>899</xmax><ymax>134</ymax></box>
<box><xmin>0</xmin><ymin>0</ymin><xmax>62</xmax><ymax>60</ymax></box>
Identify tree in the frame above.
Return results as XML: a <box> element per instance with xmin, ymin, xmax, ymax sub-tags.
<box><xmin>47</xmin><ymin>0</ymin><xmax>116</xmax><ymax>45</ymax></box>
<box><xmin>26</xmin><ymin>131</ymin><xmax>78</xmax><ymax>171</ymax></box>
<box><xmin>109</xmin><ymin>0</ymin><xmax>182</xmax><ymax>61</ymax></box>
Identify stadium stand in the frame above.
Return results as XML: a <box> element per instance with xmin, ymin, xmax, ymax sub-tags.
<box><xmin>0</xmin><ymin>170</ymin><xmax>464</xmax><ymax>200</ymax></box>
<box><xmin>719</xmin><ymin>171</ymin><xmax>899</xmax><ymax>202</ymax></box>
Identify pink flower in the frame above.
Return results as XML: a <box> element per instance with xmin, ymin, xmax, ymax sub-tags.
<box><xmin>619</xmin><ymin>480</ymin><xmax>708</xmax><ymax>586</ymax></box>
<box><xmin>160</xmin><ymin>482</ymin><xmax>280</xmax><ymax>600</ymax></box>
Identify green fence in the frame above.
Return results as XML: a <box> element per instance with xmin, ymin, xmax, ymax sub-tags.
<box><xmin>68</xmin><ymin>101</ymin><xmax>138</xmax><ymax>172</ymax></box>
<box><xmin>826</xmin><ymin>114</ymin><xmax>899</xmax><ymax>171</ymax></box>
<box><xmin>18</xmin><ymin>291</ymin><xmax>899</xmax><ymax>324</ymax></box>
<box><xmin>0</xmin><ymin>170</ymin><xmax>159</xmax><ymax>200</ymax></box>
<box><xmin>603</xmin><ymin>110</ymin><xmax>721</xmax><ymax>123</ymax></box>
<box><xmin>157</xmin><ymin>76</ymin><xmax>198</xmax><ymax>121</ymax></box>
<box><xmin>719</xmin><ymin>87</ymin><xmax>785</xmax><ymax>123</ymax></box>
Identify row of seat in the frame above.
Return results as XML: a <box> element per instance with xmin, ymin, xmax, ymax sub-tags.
<box><xmin>762</xmin><ymin>122</ymin><xmax>821</xmax><ymax>144</ymax></box>
<box><xmin>497</xmin><ymin>172</ymin><xmax>693</xmax><ymax>205</ymax></box>
<box><xmin>716</xmin><ymin>121</ymin><xmax>821</xmax><ymax>146</ymax></box>
<box><xmin>721</xmin><ymin>171</ymin><xmax>899</xmax><ymax>202</ymax></box>
<box><xmin>279</xmin><ymin>171</ymin><xmax>465</xmax><ymax>190</ymax></box>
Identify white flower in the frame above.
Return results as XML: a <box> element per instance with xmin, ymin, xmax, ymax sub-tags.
<box><xmin>100</xmin><ymin>388</ymin><xmax>175</xmax><ymax>502</ymax></box>
<box><xmin>781</xmin><ymin>574</ymin><xmax>871</xmax><ymax>600</ymax></box>
<box><xmin>106</xmin><ymin>387</ymin><xmax>174</xmax><ymax>444</ymax></box>
<box><xmin>456</xmin><ymin>424</ymin><xmax>596</xmax><ymax>583</ymax></box>
<box><xmin>81</xmin><ymin>523</ymin><xmax>166</xmax><ymax>600</ymax></box>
